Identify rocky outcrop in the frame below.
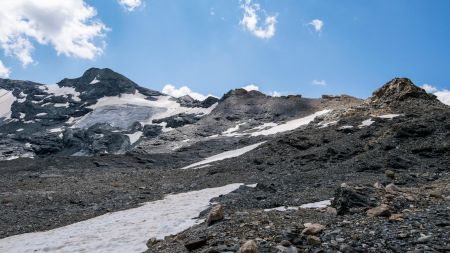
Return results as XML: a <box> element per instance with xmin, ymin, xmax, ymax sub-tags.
<box><xmin>370</xmin><ymin>78</ymin><xmax>435</xmax><ymax>104</ymax></box>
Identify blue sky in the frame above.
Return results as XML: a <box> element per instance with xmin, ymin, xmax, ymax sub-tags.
<box><xmin>1</xmin><ymin>0</ymin><xmax>449</xmax><ymax>98</ymax></box>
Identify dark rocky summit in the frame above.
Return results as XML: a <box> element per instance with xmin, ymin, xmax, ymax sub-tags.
<box><xmin>0</xmin><ymin>73</ymin><xmax>449</xmax><ymax>253</ymax></box>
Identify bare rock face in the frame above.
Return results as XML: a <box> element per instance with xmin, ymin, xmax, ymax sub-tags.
<box><xmin>237</xmin><ymin>240</ymin><xmax>257</xmax><ymax>253</ymax></box>
<box><xmin>206</xmin><ymin>204</ymin><xmax>224</xmax><ymax>225</ymax></box>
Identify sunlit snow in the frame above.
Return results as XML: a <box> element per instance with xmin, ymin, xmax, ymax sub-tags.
<box><xmin>0</xmin><ymin>184</ymin><xmax>244</xmax><ymax>253</ymax></box>
<box><xmin>264</xmin><ymin>199</ymin><xmax>331</xmax><ymax>212</ymax></box>
<box><xmin>250</xmin><ymin>110</ymin><xmax>331</xmax><ymax>136</ymax></box>
<box><xmin>180</xmin><ymin>141</ymin><xmax>266</xmax><ymax>170</ymax></box>
<box><xmin>359</xmin><ymin>118</ymin><xmax>374</xmax><ymax>128</ymax></box>
<box><xmin>90</xmin><ymin>76</ymin><xmax>100</xmax><ymax>84</ymax></box>
<box><xmin>0</xmin><ymin>89</ymin><xmax>16</xmax><ymax>119</ymax></box>
<box><xmin>377</xmin><ymin>114</ymin><xmax>402</xmax><ymax>119</ymax></box>
<box><xmin>126</xmin><ymin>131</ymin><xmax>143</xmax><ymax>145</ymax></box>
<box><xmin>42</xmin><ymin>85</ymin><xmax>81</xmax><ymax>102</ymax></box>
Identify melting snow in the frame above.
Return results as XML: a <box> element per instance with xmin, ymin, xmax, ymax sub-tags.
<box><xmin>43</xmin><ymin>85</ymin><xmax>81</xmax><ymax>102</ymax></box>
<box><xmin>250</xmin><ymin>110</ymin><xmax>331</xmax><ymax>136</ymax></box>
<box><xmin>264</xmin><ymin>199</ymin><xmax>332</xmax><ymax>212</ymax></box>
<box><xmin>126</xmin><ymin>131</ymin><xmax>143</xmax><ymax>145</ymax></box>
<box><xmin>338</xmin><ymin>125</ymin><xmax>354</xmax><ymax>130</ymax></box>
<box><xmin>317</xmin><ymin>120</ymin><xmax>338</xmax><ymax>128</ymax></box>
<box><xmin>300</xmin><ymin>200</ymin><xmax>332</xmax><ymax>209</ymax></box>
<box><xmin>90</xmin><ymin>76</ymin><xmax>100</xmax><ymax>84</ymax></box>
<box><xmin>0</xmin><ymin>89</ymin><xmax>16</xmax><ymax>119</ymax></box>
<box><xmin>54</xmin><ymin>102</ymin><xmax>70</xmax><ymax>108</ymax></box>
<box><xmin>359</xmin><ymin>118</ymin><xmax>375</xmax><ymax>128</ymax></box>
<box><xmin>48</xmin><ymin>128</ymin><xmax>64</xmax><ymax>133</ymax></box>
<box><xmin>81</xmin><ymin>92</ymin><xmax>217</xmax><ymax>129</ymax></box>
<box><xmin>222</xmin><ymin>122</ymin><xmax>246</xmax><ymax>136</ymax></box>
<box><xmin>181</xmin><ymin>142</ymin><xmax>266</xmax><ymax>170</ymax></box>
<box><xmin>377</xmin><ymin>114</ymin><xmax>402</xmax><ymax>119</ymax></box>
<box><xmin>36</xmin><ymin>113</ymin><xmax>48</xmax><ymax>117</ymax></box>
<box><xmin>0</xmin><ymin>184</ymin><xmax>243</xmax><ymax>253</ymax></box>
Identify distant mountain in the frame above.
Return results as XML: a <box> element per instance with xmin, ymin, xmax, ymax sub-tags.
<box><xmin>0</xmin><ymin>68</ymin><xmax>219</xmax><ymax>159</ymax></box>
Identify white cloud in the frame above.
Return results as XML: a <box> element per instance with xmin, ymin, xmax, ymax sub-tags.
<box><xmin>162</xmin><ymin>84</ymin><xmax>214</xmax><ymax>101</ymax></box>
<box><xmin>0</xmin><ymin>0</ymin><xmax>108</xmax><ymax>67</ymax></box>
<box><xmin>242</xmin><ymin>84</ymin><xmax>260</xmax><ymax>91</ymax></box>
<box><xmin>270</xmin><ymin>91</ymin><xmax>282</xmax><ymax>97</ymax></box>
<box><xmin>240</xmin><ymin>0</ymin><xmax>277</xmax><ymax>39</ymax></box>
<box><xmin>118</xmin><ymin>0</ymin><xmax>143</xmax><ymax>12</ymax></box>
<box><xmin>312</xmin><ymin>79</ymin><xmax>327</xmax><ymax>86</ymax></box>
<box><xmin>421</xmin><ymin>84</ymin><xmax>438</xmax><ymax>93</ymax></box>
<box><xmin>210</xmin><ymin>8</ymin><xmax>215</xmax><ymax>16</ymax></box>
<box><xmin>309</xmin><ymin>19</ymin><xmax>324</xmax><ymax>32</ymax></box>
<box><xmin>0</xmin><ymin>60</ymin><xmax>11</xmax><ymax>78</ymax></box>
<box><xmin>421</xmin><ymin>84</ymin><xmax>450</xmax><ymax>106</ymax></box>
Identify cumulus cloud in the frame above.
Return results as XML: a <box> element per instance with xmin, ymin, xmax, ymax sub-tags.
<box><xmin>421</xmin><ymin>84</ymin><xmax>438</xmax><ymax>93</ymax></box>
<box><xmin>162</xmin><ymin>84</ymin><xmax>214</xmax><ymax>101</ymax></box>
<box><xmin>0</xmin><ymin>60</ymin><xmax>11</xmax><ymax>78</ymax></box>
<box><xmin>312</xmin><ymin>79</ymin><xmax>327</xmax><ymax>86</ymax></box>
<box><xmin>421</xmin><ymin>84</ymin><xmax>450</xmax><ymax>106</ymax></box>
<box><xmin>240</xmin><ymin>0</ymin><xmax>277</xmax><ymax>39</ymax></box>
<box><xmin>309</xmin><ymin>19</ymin><xmax>324</xmax><ymax>32</ymax></box>
<box><xmin>242</xmin><ymin>84</ymin><xmax>260</xmax><ymax>91</ymax></box>
<box><xmin>270</xmin><ymin>91</ymin><xmax>282</xmax><ymax>97</ymax></box>
<box><xmin>118</xmin><ymin>0</ymin><xmax>143</xmax><ymax>11</ymax></box>
<box><xmin>0</xmin><ymin>0</ymin><xmax>108</xmax><ymax>67</ymax></box>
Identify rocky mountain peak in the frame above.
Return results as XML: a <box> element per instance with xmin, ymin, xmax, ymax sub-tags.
<box><xmin>57</xmin><ymin>68</ymin><xmax>161</xmax><ymax>100</ymax></box>
<box><xmin>370</xmin><ymin>78</ymin><xmax>434</xmax><ymax>103</ymax></box>
<box><xmin>220</xmin><ymin>88</ymin><xmax>265</xmax><ymax>101</ymax></box>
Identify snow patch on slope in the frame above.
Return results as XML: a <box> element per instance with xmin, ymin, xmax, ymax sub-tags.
<box><xmin>0</xmin><ymin>184</ymin><xmax>243</xmax><ymax>253</ymax></box>
<box><xmin>126</xmin><ymin>131</ymin><xmax>143</xmax><ymax>145</ymax></box>
<box><xmin>359</xmin><ymin>118</ymin><xmax>374</xmax><ymax>128</ymax></box>
<box><xmin>42</xmin><ymin>85</ymin><xmax>81</xmax><ymax>102</ymax></box>
<box><xmin>376</xmin><ymin>114</ymin><xmax>402</xmax><ymax>119</ymax></box>
<box><xmin>250</xmin><ymin>109</ymin><xmax>331</xmax><ymax>136</ymax></box>
<box><xmin>0</xmin><ymin>89</ymin><xmax>16</xmax><ymax>119</ymax></box>
<box><xmin>181</xmin><ymin>142</ymin><xmax>266</xmax><ymax>170</ymax></box>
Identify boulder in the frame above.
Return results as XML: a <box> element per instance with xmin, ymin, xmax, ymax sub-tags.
<box><xmin>302</xmin><ymin>223</ymin><xmax>325</xmax><ymax>235</ymax></box>
<box><xmin>206</xmin><ymin>204</ymin><xmax>224</xmax><ymax>225</ymax></box>
<box><xmin>366</xmin><ymin>204</ymin><xmax>391</xmax><ymax>217</ymax></box>
<box><xmin>237</xmin><ymin>240</ymin><xmax>257</xmax><ymax>253</ymax></box>
<box><xmin>332</xmin><ymin>184</ymin><xmax>376</xmax><ymax>215</ymax></box>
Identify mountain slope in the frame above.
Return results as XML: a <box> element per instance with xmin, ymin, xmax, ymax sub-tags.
<box><xmin>0</xmin><ymin>77</ymin><xmax>448</xmax><ymax>253</ymax></box>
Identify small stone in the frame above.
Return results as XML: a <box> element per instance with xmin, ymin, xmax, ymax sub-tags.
<box><xmin>207</xmin><ymin>204</ymin><xmax>224</xmax><ymax>225</ymax></box>
<box><xmin>326</xmin><ymin>207</ymin><xmax>337</xmax><ymax>216</ymax></box>
<box><xmin>389</xmin><ymin>213</ymin><xmax>404</xmax><ymax>221</ymax></box>
<box><xmin>146</xmin><ymin>237</ymin><xmax>160</xmax><ymax>248</ymax></box>
<box><xmin>366</xmin><ymin>204</ymin><xmax>391</xmax><ymax>217</ymax></box>
<box><xmin>373</xmin><ymin>181</ymin><xmax>384</xmax><ymax>189</ymax></box>
<box><xmin>340</xmin><ymin>244</ymin><xmax>353</xmax><ymax>253</ymax></box>
<box><xmin>429</xmin><ymin>192</ymin><xmax>443</xmax><ymax>199</ymax></box>
<box><xmin>306</xmin><ymin>235</ymin><xmax>321</xmax><ymax>245</ymax></box>
<box><xmin>276</xmin><ymin>245</ymin><xmax>298</xmax><ymax>253</ymax></box>
<box><xmin>384</xmin><ymin>169</ymin><xmax>395</xmax><ymax>179</ymax></box>
<box><xmin>280</xmin><ymin>240</ymin><xmax>292</xmax><ymax>247</ymax></box>
<box><xmin>237</xmin><ymin>240</ymin><xmax>257</xmax><ymax>253</ymax></box>
<box><xmin>385</xmin><ymin>183</ymin><xmax>399</xmax><ymax>192</ymax></box>
<box><xmin>417</xmin><ymin>235</ymin><xmax>432</xmax><ymax>243</ymax></box>
<box><xmin>302</xmin><ymin>223</ymin><xmax>325</xmax><ymax>235</ymax></box>
<box><xmin>184</xmin><ymin>238</ymin><xmax>208</xmax><ymax>251</ymax></box>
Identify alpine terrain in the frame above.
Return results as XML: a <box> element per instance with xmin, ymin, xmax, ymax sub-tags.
<box><xmin>0</xmin><ymin>69</ymin><xmax>449</xmax><ymax>253</ymax></box>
